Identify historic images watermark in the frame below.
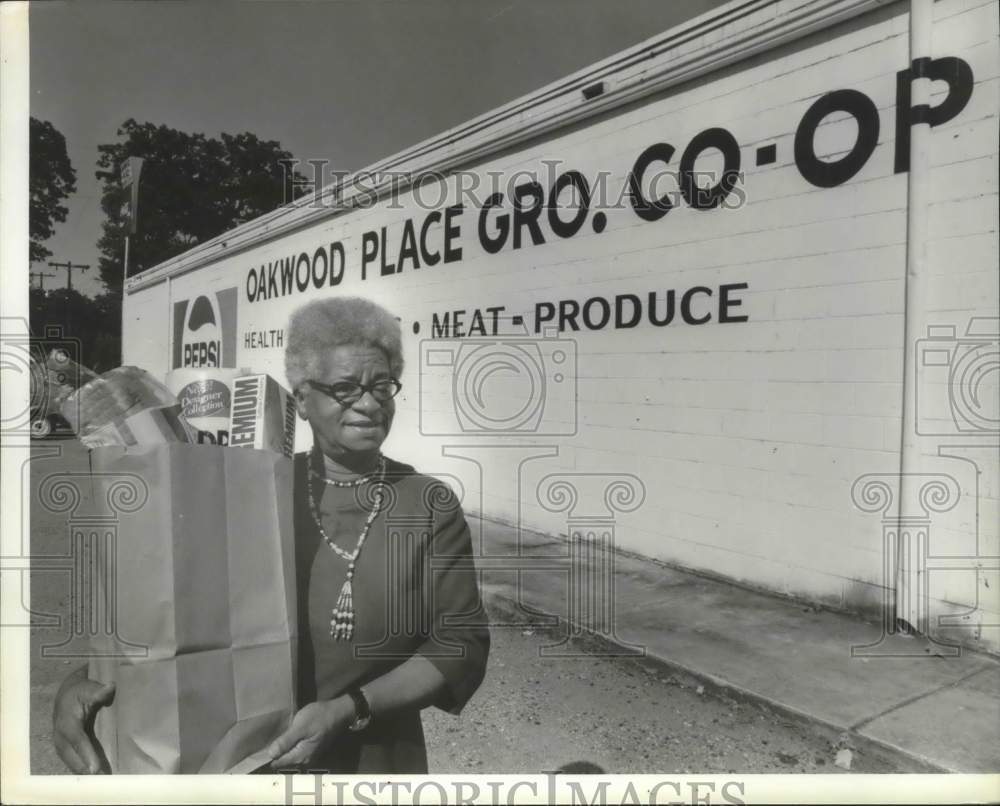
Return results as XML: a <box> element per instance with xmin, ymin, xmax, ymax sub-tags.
<box><xmin>914</xmin><ymin>318</ymin><xmax>998</xmax><ymax>438</ymax></box>
<box><xmin>850</xmin><ymin>317</ymin><xmax>999</xmax><ymax>657</ymax></box>
<box><xmin>850</xmin><ymin>472</ymin><xmax>966</xmax><ymax>657</ymax></box>
<box><xmin>279</xmin><ymin>773</ymin><xmax>748</xmax><ymax>805</ymax></box>
<box><xmin>1</xmin><ymin>318</ymin><xmax>149</xmax><ymax>655</ymax></box>
<box><xmin>33</xmin><ymin>470</ymin><xmax>151</xmax><ymax>658</ymax></box>
<box><xmin>278</xmin><ymin>158</ymin><xmax>749</xmax><ymax>216</ymax></box>
<box><xmin>344</xmin><ymin>464</ymin><xmax>648</xmax><ymax>661</ymax></box>
<box><xmin>0</xmin><ymin>318</ymin><xmax>81</xmax><ymax>444</ymax></box>
<box><xmin>407</xmin><ymin>324</ymin><xmax>648</xmax><ymax>659</ymax></box>
<box><xmin>1</xmin><ymin>320</ymin><xmax>83</xmax><ymax>640</ymax></box>
<box><xmin>418</xmin><ymin>324</ymin><xmax>577</xmax><ymax>437</ymax></box>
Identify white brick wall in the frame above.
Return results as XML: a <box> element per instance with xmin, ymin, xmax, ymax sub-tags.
<box><xmin>903</xmin><ymin>0</ymin><xmax>1000</xmax><ymax>652</ymax></box>
<box><xmin>127</xmin><ymin>0</ymin><xmax>1000</xmax><ymax>650</ymax></box>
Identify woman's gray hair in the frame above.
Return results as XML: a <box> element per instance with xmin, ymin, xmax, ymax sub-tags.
<box><xmin>285</xmin><ymin>297</ymin><xmax>404</xmax><ymax>390</ymax></box>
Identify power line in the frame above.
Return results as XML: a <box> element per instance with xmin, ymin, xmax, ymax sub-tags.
<box><xmin>30</xmin><ymin>271</ymin><xmax>56</xmax><ymax>290</ymax></box>
<box><xmin>47</xmin><ymin>260</ymin><xmax>90</xmax><ymax>292</ymax></box>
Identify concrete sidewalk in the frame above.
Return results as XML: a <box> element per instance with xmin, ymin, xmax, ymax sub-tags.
<box><xmin>471</xmin><ymin>515</ymin><xmax>1000</xmax><ymax>774</ymax></box>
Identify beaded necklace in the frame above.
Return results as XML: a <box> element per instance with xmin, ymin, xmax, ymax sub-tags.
<box><xmin>306</xmin><ymin>450</ymin><xmax>387</xmax><ymax>641</ymax></box>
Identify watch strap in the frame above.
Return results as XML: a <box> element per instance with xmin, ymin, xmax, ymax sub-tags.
<box><xmin>346</xmin><ymin>687</ymin><xmax>372</xmax><ymax>732</ymax></box>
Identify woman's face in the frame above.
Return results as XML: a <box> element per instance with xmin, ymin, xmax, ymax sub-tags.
<box><xmin>294</xmin><ymin>344</ymin><xmax>396</xmax><ymax>460</ymax></box>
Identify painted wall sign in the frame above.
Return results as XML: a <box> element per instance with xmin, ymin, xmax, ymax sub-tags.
<box><xmin>242</xmin><ymin>56</ymin><xmax>973</xmax><ymax>310</ymax></box>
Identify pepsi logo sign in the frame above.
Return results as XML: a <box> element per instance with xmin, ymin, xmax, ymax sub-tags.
<box><xmin>172</xmin><ymin>287</ymin><xmax>238</xmax><ymax>369</ymax></box>
<box><xmin>183</xmin><ymin>296</ymin><xmax>222</xmax><ymax>367</ymax></box>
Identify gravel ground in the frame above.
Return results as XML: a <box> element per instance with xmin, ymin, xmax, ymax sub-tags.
<box><xmin>423</xmin><ymin>604</ymin><xmax>891</xmax><ymax>774</ymax></box>
<box><xmin>28</xmin><ymin>442</ymin><xmax>890</xmax><ymax>775</ymax></box>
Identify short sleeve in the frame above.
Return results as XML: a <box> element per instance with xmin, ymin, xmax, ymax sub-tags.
<box><xmin>414</xmin><ymin>484</ymin><xmax>490</xmax><ymax>715</ymax></box>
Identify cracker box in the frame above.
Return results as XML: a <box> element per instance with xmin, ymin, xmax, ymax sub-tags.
<box><xmin>228</xmin><ymin>374</ymin><xmax>296</xmax><ymax>457</ymax></box>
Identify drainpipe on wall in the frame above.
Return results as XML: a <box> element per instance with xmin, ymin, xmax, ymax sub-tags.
<box><xmin>896</xmin><ymin>0</ymin><xmax>934</xmax><ymax>634</ymax></box>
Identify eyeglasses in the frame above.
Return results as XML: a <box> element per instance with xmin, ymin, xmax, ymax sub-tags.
<box><xmin>307</xmin><ymin>378</ymin><xmax>402</xmax><ymax>406</ymax></box>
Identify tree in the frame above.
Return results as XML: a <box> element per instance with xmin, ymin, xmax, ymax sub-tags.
<box><xmin>95</xmin><ymin>120</ymin><xmax>309</xmax><ymax>291</ymax></box>
<box><xmin>30</xmin><ymin>118</ymin><xmax>77</xmax><ymax>263</ymax></box>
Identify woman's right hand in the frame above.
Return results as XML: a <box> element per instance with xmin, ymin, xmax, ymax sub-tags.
<box><xmin>52</xmin><ymin>667</ymin><xmax>115</xmax><ymax>774</ymax></box>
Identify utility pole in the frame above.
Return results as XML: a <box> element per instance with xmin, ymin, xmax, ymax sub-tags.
<box><xmin>48</xmin><ymin>260</ymin><xmax>90</xmax><ymax>292</ymax></box>
<box><xmin>120</xmin><ymin>156</ymin><xmax>144</xmax><ymax>291</ymax></box>
<box><xmin>30</xmin><ymin>271</ymin><xmax>56</xmax><ymax>290</ymax></box>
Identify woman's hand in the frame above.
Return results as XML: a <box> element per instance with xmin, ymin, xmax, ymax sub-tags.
<box><xmin>266</xmin><ymin>697</ymin><xmax>354</xmax><ymax>768</ymax></box>
<box><xmin>52</xmin><ymin>667</ymin><xmax>115</xmax><ymax>774</ymax></box>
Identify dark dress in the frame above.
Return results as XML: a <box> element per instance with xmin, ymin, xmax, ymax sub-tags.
<box><xmin>284</xmin><ymin>451</ymin><xmax>490</xmax><ymax>773</ymax></box>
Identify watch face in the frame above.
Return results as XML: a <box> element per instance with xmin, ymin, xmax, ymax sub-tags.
<box><xmin>348</xmin><ymin>714</ymin><xmax>371</xmax><ymax>732</ymax></box>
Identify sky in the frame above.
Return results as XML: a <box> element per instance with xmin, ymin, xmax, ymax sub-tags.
<box><xmin>29</xmin><ymin>0</ymin><xmax>727</xmax><ymax>298</ymax></box>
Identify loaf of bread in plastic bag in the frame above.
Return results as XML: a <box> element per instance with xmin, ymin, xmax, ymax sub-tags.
<box><xmin>61</xmin><ymin>366</ymin><xmax>193</xmax><ymax>447</ymax></box>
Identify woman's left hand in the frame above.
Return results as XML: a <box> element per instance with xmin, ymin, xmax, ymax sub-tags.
<box><xmin>266</xmin><ymin>698</ymin><xmax>353</xmax><ymax>768</ymax></box>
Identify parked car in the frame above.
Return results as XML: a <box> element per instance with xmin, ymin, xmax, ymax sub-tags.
<box><xmin>29</xmin><ymin>409</ymin><xmax>75</xmax><ymax>439</ymax></box>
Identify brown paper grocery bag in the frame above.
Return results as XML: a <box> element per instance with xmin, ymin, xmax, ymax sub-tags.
<box><xmin>86</xmin><ymin>443</ymin><xmax>297</xmax><ymax>773</ymax></box>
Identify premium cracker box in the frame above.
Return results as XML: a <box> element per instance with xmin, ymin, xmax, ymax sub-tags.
<box><xmin>228</xmin><ymin>374</ymin><xmax>296</xmax><ymax>457</ymax></box>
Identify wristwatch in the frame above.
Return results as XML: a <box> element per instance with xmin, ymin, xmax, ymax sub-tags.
<box><xmin>346</xmin><ymin>688</ymin><xmax>372</xmax><ymax>732</ymax></box>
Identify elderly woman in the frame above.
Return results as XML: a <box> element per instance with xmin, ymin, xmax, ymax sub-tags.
<box><xmin>52</xmin><ymin>296</ymin><xmax>490</xmax><ymax>774</ymax></box>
